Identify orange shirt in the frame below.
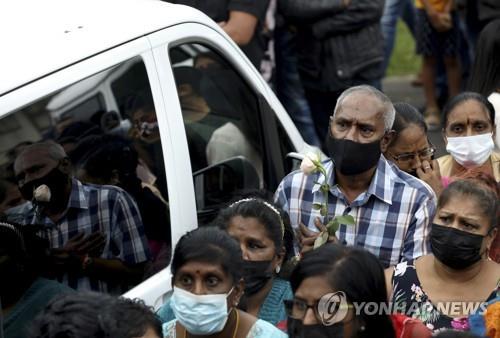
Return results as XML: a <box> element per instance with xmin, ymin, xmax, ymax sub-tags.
<box><xmin>415</xmin><ymin>0</ymin><xmax>447</xmax><ymax>12</ymax></box>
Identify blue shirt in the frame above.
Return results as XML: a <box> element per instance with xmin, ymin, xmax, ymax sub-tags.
<box><xmin>274</xmin><ymin>156</ymin><xmax>436</xmax><ymax>267</ymax></box>
<box><xmin>15</xmin><ymin>179</ymin><xmax>150</xmax><ymax>291</ymax></box>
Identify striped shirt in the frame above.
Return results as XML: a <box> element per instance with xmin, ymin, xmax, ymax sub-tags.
<box><xmin>274</xmin><ymin>156</ymin><xmax>436</xmax><ymax>267</ymax></box>
<box><xmin>18</xmin><ymin>179</ymin><xmax>150</xmax><ymax>292</ymax></box>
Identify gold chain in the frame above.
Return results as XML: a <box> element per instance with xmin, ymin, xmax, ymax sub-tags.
<box><xmin>183</xmin><ymin>309</ymin><xmax>240</xmax><ymax>338</ymax></box>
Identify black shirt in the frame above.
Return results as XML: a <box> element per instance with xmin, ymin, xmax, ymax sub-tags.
<box><xmin>168</xmin><ymin>0</ymin><xmax>270</xmax><ymax>68</ymax></box>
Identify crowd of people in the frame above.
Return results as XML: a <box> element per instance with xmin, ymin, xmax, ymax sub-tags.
<box><xmin>1</xmin><ymin>0</ymin><xmax>500</xmax><ymax>337</ymax></box>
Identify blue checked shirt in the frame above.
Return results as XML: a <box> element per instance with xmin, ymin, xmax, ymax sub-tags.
<box><xmin>16</xmin><ymin>179</ymin><xmax>150</xmax><ymax>292</ymax></box>
<box><xmin>275</xmin><ymin>156</ymin><xmax>436</xmax><ymax>267</ymax></box>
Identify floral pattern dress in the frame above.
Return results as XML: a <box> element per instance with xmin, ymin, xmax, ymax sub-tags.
<box><xmin>390</xmin><ymin>260</ymin><xmax>499</xmax><ymax>334</ymax></box>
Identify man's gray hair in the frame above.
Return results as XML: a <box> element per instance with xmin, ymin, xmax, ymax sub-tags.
<box><xmin>332</xmin><ymin>85</ymin><xmax>395</xmax><ymax>131</ymax></box>
<box><xmin>20</xmin><ymin>141</ymin><xmax>67</xmax><ymax>161</ymax></box>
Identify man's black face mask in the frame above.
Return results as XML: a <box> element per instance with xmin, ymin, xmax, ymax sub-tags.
<box><xmin>326</xmin><ymin>134</ymin><xmax>382</xmax><ymax>176</ymax></box>
<box><xmin>19</xmin><ymin>165</ymin><xmax>69</xmax><ymax>210</ymax></box>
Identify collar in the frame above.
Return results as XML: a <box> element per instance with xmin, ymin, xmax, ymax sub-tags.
<box><xmin>313</xmin><ymin>157</ymin><xmax>394</xmax><ymax>205</ymax></box>
<box><xmin>67</xmin><ymin>178</ymin><xmax>89</xmax><ymax>210</ymax></box>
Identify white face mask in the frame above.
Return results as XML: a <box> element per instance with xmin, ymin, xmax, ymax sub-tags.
<box><xmin>446</xmin><ymin>133</ymin><xmax>494</xmax><ymax>168</ymax></box>
<box><xmin>170</xmin><ymin>286</ymin><xmax>234</xmax><ymax>335</ymax></box>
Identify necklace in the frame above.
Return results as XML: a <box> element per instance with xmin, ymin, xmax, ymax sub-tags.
<box><xmin>183</xmin><ymin>310</ymin><xmax>240</xmax><ymax>338</ymax></box>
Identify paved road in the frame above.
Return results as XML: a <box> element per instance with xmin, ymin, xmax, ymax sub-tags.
<box><xmin>383</xmin><ymin>76</ymin><xmax>447</xmax><ymax>157</ymax></box>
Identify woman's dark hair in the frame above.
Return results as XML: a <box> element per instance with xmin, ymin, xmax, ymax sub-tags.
<box><xmin>214</xmin><ymin>197</ymin><xmax>293</xmax><ymax>260</ymax></box>
<box><xmin>442</xmin><ymin>92</ymin><xmax>495</xmax><ymax>127</ymax></box>
<box><xmin>468</xmin><ymin>19</ymin><xmax>500</xmax><ymax>96</ymax></box>
<box><xmin>289</xmin><ymin>244</ymin><xmax>395</xmax><ymax>338</ymax></box>
<box><xmin>438</xmin><ymin>179</ymin><xmax>499</xmax><ymax>230</ymax></box>
<box><xmin>29</xmin><ymin>292</ymin><xmax>162</xmax><ymax>338</ymax></box>
<box><xmin>171</xmin><ymin>226</ymin><xmax>244</xmax><ymax>284</ymax></box>
<box><xmin>390</xmin><ymin>102</ymin><xmax>427</xmax><ymax>145</ymax></box>
<box><xmin>73</xmin><ymin>134</ymin><xmax>139</xmax><ymax>183</ymax></box>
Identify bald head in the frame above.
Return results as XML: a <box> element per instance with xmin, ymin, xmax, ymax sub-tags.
<box><xmin>333</xmin><ymin>85</ymin><xmax>395</xmax><ymax>132</ymax></box>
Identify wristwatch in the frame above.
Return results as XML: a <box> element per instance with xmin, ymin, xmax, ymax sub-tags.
<box><xmin>81</xmin><ymin>254</ymin><xmax>94</xmax><ymax>271</ymax></box>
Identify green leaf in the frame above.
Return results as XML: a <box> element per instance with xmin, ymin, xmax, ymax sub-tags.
<box><xmin>327</xmin><ymin>222</ymin><xmax>339</xmax><ymax>236</ymax></box>
<box><xmin>313</xmin><ymin>231</ymin><xmax>329</xmax><ymax>249</ymax></box>
<box><xmin>320</xmin><ymin>205</ymin><xmax>327</xmax><ymax>217</ymax></box>
<box><xmin>312</xmin><ymin>203</ymin><xmax>323</xmax><ymax>210</ymax></box>
<box><xmin>334</xmin><ymin>215</ymin><xmax>355</xmax><ymax>225</ymax></box>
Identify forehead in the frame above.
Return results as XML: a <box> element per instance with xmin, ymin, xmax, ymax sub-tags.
<box><xmin>438</xmin><ymin>193</ymin><xmax>490</xmax><ymax>221</ymax></box>
<box><xmin>177</xmin><ymin>260</ymin><xmax>228</xmax><ymax>277</ymax></box>
<box><xmin>227</xmin><ymin>216</ymin><xmax>267</xmax><ymax>235</ymax></box>
<box><xmin>295</xmin><ymin>275</ymin><xmax>335</xmax><ymax>300</ymax></box>
<box><xmin>334</xmin><ymin>93</ymin><xmax>385</xmax><ymax>124</ymax></box>
<box><xmin>14</xmin><ymin>147</ymin><xmax>55</xmax><ymax>173</ymax></box>
<box><xmin>391</xmin><ymin>126</ymin><xmax>429</xmax><ymax>151</ymax></box>
<box><xmin>447</xmin><ymin>100</ymin><xmax>491</xmax><ymax>124</ymax></box>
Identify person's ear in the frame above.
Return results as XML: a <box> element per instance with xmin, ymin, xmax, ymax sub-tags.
<box><xmin>230</xmin><ymin>278</ymin><xmax>245</xmax><ymax>308</ymax></box>
<box><xmin>485</xmin><ymin>228</ymin><xmax>497</xmax><ymax>253</ymax></box>
<box><xmin>272</xmin><ymin>246</ymin><xmax>286</xmax><ymax>273</ymax></box>
<box><xmin>59</xmin><ymin>157</ymin><xmax>72</xmax><ymax>175</ymax></box>
<box><xmin>110</xmin><ymin>170</ymin><xmax>121</xmax><ymax>185</ymax></box>
<box><xmin>177</xmin><ymin>84</ymin><xmax>193</xmax><ymax>98</ymax></box>
<box><xmin>380</xmin><ymin>130</ymin><xmax>395</xmax><ymax>152</ymax></box>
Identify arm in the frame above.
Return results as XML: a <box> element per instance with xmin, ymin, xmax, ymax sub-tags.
<box><xmin>384</xmin><ymin>267</ymin><xmax>394</xmax><ymax>302</ymax></box>
<box><xmin>221</xmin><ymin>11</ymin><xmax>259</xmax><ymax>46</ymax></box>
<box><xmin>311</xmin><ymin>0</ymin><xmax>384</xmax><ymax>38</ymax></box>
<box><xmin>401</xmin><ymin>196</ymin><xmax>436</xmax><ymax>262</ymax></box>
<box><xmin>222</xmin><ymin>0</ymin><xmax>269</xmax><ymax>45</ymax></box>
<box><xmin>279</xmin><ymin>0</ymin><xmax>348</xmax><ymax>22</ymax></box>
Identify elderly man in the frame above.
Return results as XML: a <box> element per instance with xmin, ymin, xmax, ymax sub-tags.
<box><xmin>12</xmin><ymin>141</ymin><xmax>149</xmax><ymax>292</ymax></box>
<box><xmin>275</xmin><ymin>86</ymin><xmax>436</xmax><ymax>267</ymax></box>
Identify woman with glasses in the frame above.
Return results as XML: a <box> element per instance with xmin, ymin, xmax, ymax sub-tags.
<box><xmin>286</xmin><ymin>243</ymin><xmax>430</xmax><ymax>338</ymax></box>
<box><xmin>383</xmin><ymin>102</ymin><xmax>442</xmax><ymax>195</ymax></box>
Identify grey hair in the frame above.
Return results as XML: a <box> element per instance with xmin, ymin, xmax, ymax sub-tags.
<box><xmin>20</xmin><ymin>141</ymin><xmax>67</xmax><ymax>161</ymax></box>
<box><xmin>332</xmin><ymin>85</ymin><xmax>395</xmax><ymax>131</ymax></box>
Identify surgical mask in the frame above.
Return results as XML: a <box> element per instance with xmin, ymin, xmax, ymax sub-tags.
<box><xmin>430</xmin><ymin>223</ymin><xmax>485</xmax><ymax>269</ymax></box>
<box><xmin>446</xmin><ymin>133</ymin><xmax>494</xmax><ymax>168</ymax></box>
<box><xmin>139</xmin><ymin>121</ymin><xmax>158</xmax><ymax>137</ymax></box>
<box><xmin>326</xmin><ymin>136</ymin><xmax>381</xmax><ymax>175</ymax></box>
<box><xmin>242</xmin><ymin>260</ymin><xmax>273</xmax><ymax>296</ymax></box>
<box><xmin>170</xmin><ymin>286</ymin><xmax>233</xmax><ymax>335</ymax></box>
<box><xmin>287</xmin><ymin>317</ymin><xmax>344</xmax><ymax>338</ymax></box>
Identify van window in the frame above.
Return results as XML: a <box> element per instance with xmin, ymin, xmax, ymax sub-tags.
<box><xmin>169</xmin><ymin>44</ymin><xmax>266</xmax><ymax>225</ymax></box>
<box><xmin>0</xmin><ymin>57</ymin><xmax>171</xmax><ymax>300</ymax></box>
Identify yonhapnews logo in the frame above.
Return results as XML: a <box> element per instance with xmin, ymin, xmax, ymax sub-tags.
<box><xmin>317</xmin><ymin>291</ymin><xmax>349</xmax><ymax>326</ymax></box>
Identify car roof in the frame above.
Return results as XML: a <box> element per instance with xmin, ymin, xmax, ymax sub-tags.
<box><xmin>0</xmin><ymin>0</ymin><xmax>212</xmax><ymax>96</ymax></box>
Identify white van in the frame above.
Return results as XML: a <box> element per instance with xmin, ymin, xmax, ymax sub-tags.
<box><xmin>0</xmin><ymin>0</ymin><xmax>308</xmax><ymax>312</ymax></box>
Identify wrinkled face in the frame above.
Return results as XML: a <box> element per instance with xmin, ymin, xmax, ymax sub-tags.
<box><xmin>444</xmin><ymin>100</ymin><xmax>494</xmax><ymax>139</ymax></box>
<box><xmin>434</xmin><ymin>193</ymin><xmax>495</xmax><ymax>252</ymax></box>
<box><xmin>385</xmin><ymin>125</ymin><xmax>433</xmax><ymax>174</ymax></box>
<box><xmin>330</xmin><ymin>93</ymin><xmax>388</xmax><ymax>145</ymax></box>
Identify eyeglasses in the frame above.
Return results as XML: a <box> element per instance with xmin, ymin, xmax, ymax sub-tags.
<box><xmin>284</xmin><ymin>298</ymin><xmax>352</xmax><ymax>322</ymax></box>
<box><xmin>390</xmin><ymin>147</ymin><xmax>435</xmax><ymax>162</ymax></box>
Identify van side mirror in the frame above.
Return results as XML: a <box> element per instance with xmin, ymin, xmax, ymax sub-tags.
<box><xmin>193</xmin><ymin>156</ymin><xmax>260</xmax><ymax>214</ymax></box>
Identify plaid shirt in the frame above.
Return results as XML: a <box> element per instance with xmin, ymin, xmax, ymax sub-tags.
<box><xmin>18</xmin><ymin>179</ymin><xmax>150</xmax><ymax>292</ymax></box>
<box><xmin>275</xmin><ymin>156</ymin><xmax>436</xmax><ymax>267</ymax></box>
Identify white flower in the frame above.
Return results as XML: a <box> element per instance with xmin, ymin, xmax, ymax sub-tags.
<box><xmin>300</xmin><ymin>152</ymin><xmax>320</xmax><ymax>175</ymax></box>
<box><xmin>33</xmin><ymin>184</ymin><xmax>51</xmax><ymax>203</ymax></box>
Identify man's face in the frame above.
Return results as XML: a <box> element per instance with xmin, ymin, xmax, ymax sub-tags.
<box><xmin>14</xmin><ymin>148</ymin><xmax>59</xmax><ymax>189</ymax></box>
<box><xmin>132</xmin><ymin>109</ymin><xmax>160</xmax><ymax>143</ymax></box>
<box><xmin>330</xmin><ymin>93</ymin><xmax>387</xmax><ymax>145</ymax></box>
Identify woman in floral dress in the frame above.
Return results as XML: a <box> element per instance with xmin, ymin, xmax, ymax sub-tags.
<box><xmin>385</xmin><ymin>180</ymin><xmax>499</xmax><ymax>334</ymax></box>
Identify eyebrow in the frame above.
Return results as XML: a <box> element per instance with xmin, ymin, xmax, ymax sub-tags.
<box><xmin>438</xmin><ymin>210</ymin><xmax>482</xmax><ymax>223</ymax></box>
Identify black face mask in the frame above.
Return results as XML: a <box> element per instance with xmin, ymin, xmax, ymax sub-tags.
<box><xmin>242</xmin><ymin>260</ymin><xmax>273</xmax><ymax>296</ymax></box>
<box><xmin>19</xmin><ymin>167</ymin><xmax>69</xmax><ymax>210</ymax></box>
<box><xmin>430</xmin><ymin>223</ymin><xmax>485</xmax><ymax>270</ymax></box>
<box><xmin>326</xmin><ymin>136</ymin><xmax>381</xmax><ymax>176</ymax></box>
<box><xmin>287</xmin><ymin>317</ymin><xmax>344</xmax><ymax>338</ymax></box>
